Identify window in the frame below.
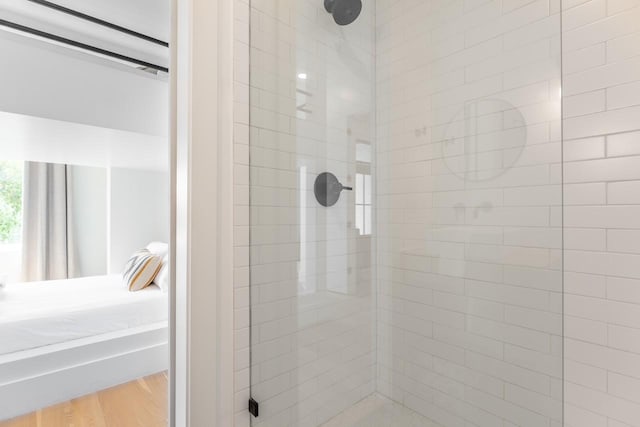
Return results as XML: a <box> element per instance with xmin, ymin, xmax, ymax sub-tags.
<box><xmin>0</xmin><ymin>161</ymin><xmax>23</xmax><ymax>243</ymax></box>
<box><xmin>355</xmin><ymin>173</ymin><xmax>371</xmax><ymax>235</ymax></box>
<box><xmin>0</xmin><ymin>161</ymin><xmax>23</xmax><ymax>282</ymax></box>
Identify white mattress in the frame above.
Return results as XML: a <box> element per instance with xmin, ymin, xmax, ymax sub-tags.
<box><xmin>0</xmin><ymin>275</ymin><xmax>168</xmax><ymax>355</ymax></box>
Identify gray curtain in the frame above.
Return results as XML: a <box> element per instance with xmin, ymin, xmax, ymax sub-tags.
<box><xmin>21</xmin><ymin>162</ymin><xmax>77</xmax><ymax>281</ymax></box>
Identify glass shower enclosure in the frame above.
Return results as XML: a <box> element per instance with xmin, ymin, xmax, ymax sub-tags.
<box><xmin>248</xmin><ymin>1</ymin><xmax>563</xmax><ymax>426</ymax></box>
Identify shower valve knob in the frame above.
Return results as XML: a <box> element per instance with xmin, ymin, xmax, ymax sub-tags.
<box><xmin>314</xmin><ymin>172</ymin><xmax>352</xmax><ymax>207</ymax></box>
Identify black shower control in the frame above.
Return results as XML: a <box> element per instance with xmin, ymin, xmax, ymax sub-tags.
<box><xmin>314</xmin><ymin>172</ymin><xmax>352</xmax><ymax>207</ymax></box>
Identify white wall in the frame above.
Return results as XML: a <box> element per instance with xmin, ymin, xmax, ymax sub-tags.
<box><xmin>69</xmin><ymin>165</ymin><xmax>108</xmax><ymax>277</ymax></box>
<box><xmin>0</xmin><ymin>244</ymin><xmax>22</xmax><ymax>284</ymax></box>
<box><xmin>56</xmin><ymin>165</ymin><xmax>168</xmax><ymax>277</ymax></box>
<box><xmin>0</xmin><ymin>112</ymin><xmax>167</xmax><ymax>172</ymax></box>
<box><xmin>0</xmin><ymin>30</ymin><xmax>169</xmax><ymax>172</ymax></box>
<box><xmin>562</xmin><ymin>2</ymin><xmax>640</xmax><ymax>426</ymax></box>
<box><xmin>0</xmin><ymin>31</ymin><xmax>168</xmax><ymax>137</ymax></box>
<box><xmin>109</xmin><ymin>167</ymin><xmax>169</xmax><ymax>273</ymax></box>
<box><xmin>51</xmin><ymin>0</ymin><xmax>170</xmax><ymax>42</ymax></box>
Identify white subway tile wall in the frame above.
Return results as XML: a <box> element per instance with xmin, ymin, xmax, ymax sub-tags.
<box><xmin>562</xmin><ymin>1</ymin><xmax>640</xmax><ymax>426</ymax></box>
<box><xmin>375</xmin><ymin>0</ymin><xmax>563</xmax><ymax>426</ymax></box>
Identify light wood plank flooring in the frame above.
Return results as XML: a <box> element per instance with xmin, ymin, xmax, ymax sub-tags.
<box><xmin>0</xmin><ymin>372</ymin><xmax>168</xmax><ymax>427</ymax></box>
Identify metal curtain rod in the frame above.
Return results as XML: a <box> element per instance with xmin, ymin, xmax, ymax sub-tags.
<box><xmin>0</xmin><ymin>19</ymin><xmax>169</xmax><ymax>73</ymax></box>
<box><xmin>26</xmin><ymin>0</ymin><xmax>169</xmax><ymax>47</ymax></box>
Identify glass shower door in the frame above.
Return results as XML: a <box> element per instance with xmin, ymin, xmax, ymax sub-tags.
<box><xmin>248</xmin><ymin>1</ymin><xmax>376</xmax><ymax>425</ymax></box>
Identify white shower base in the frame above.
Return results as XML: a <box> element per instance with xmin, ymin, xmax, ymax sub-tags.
<box><xmin>321</xmin><ymin>394</ymin><xmax>438</xmax><ymax>427</ymax></box>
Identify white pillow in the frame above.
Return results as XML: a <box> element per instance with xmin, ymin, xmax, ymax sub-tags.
<box><xmin>146</xmin><ymin>242</ymin><xmax>169</xmax><ymax>292</ymax></box>
<box><xmin>154</xmin><ymin>254</ymin><xmax>169</xmax><ymax>292</ymax></box>
<box><xmin>123</xmin><ymin>249</ymin><xmax>163</xmax><ymax>292</ymax></box>
<box><xmin>146</xmin><ymin>241</ymin><xmax>168</xmax><ymax>257</ymax></box>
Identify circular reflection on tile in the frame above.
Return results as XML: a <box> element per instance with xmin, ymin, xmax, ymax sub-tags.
<box><xmin>442</xmin><ymin>98</ymin><xmax>527</xmax><ymax>182</ymax></box>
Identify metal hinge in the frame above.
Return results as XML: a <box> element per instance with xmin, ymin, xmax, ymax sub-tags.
<box><xmin>248</xmin><ymin>398</ymin><xmax>259</xmax><ymax>417</ymax></box>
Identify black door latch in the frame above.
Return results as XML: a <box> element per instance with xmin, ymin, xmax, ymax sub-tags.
<box><xmin>248</xmin><ymin>398</ymin><xmax>259</xmax><ymax>417</ymax></box>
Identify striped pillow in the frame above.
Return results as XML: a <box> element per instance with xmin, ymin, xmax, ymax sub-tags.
<box><xmin>123</xmin><ymin>249</ymin><xmax>163</xmax><ymax>292</ymax></box>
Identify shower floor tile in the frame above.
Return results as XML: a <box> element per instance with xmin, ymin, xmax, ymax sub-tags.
<box><xmin>321</xmin><ymin>394</ymin><xmax>439</xmax><ymax>427</ymax></box>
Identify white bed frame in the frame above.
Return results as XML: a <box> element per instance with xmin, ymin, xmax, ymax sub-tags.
<box><xmin>0</xmin><ymin>322</ymin><xmax>169</xmax><ymax>421</ymax></box>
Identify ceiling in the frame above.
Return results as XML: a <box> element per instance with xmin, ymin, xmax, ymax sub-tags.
<box><xmin>0</xmin><ymin>0</ymin><xmax>170</xmax><ymax>70</ymax></box>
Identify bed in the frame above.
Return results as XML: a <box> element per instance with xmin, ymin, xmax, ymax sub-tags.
<box><xmin>0</xmin><ymin>274</ymin><xmax>167</xmax><ymax>355</ymax></box>
<box><xmin>0</xmin><ymin>275</ymin><xmax>169</xmax><ymax>421</ymax></box>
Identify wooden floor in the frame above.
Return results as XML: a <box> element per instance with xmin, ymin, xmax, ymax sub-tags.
<box><xmin>0</xmin><ymin>372</ymin><xmax>168</xmax><ymax>427</ymax></box>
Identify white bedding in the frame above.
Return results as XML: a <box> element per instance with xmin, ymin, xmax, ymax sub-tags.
<box><xmin>0</xmin><ymin>275</ymin><xmax>167</xmax><ymax>355</ymax></box>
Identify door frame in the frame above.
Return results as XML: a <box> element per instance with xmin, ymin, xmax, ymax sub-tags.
<box><xmin>170</xmin><ymin>0</ymin><xmax>235</xmax><ymax>425</ymax></box>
